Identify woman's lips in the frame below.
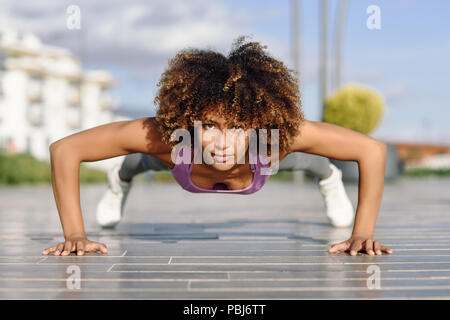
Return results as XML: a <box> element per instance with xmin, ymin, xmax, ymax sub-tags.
<box><xmin>212</xmin><ymin>153</ymin><xmax>232</xmax><ymax>160</ymax></box>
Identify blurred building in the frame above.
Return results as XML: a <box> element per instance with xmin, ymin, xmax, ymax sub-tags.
<box><xmin>392</xmin><ymin>142</ymin><xmax>450</xmax><ymax>163</ymax></box>
<box><xmin>0</xmin><ymin>26</ymin><xmax>129</xmax><ymax>171</ymax></box>
<box><xmin>389</xmin><ymin>142</ymin><xmax>450</xmax><ymax>170</ymax></box>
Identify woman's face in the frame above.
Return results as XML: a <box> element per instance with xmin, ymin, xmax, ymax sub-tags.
<box><xmin>194</xmin><ymin>110</ymin><xmax>250</xmax><ymax>172</ymax></box>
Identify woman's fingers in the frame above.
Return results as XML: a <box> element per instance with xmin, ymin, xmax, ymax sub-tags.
<box><xmin>328</xmin><ymin>241</ymin><xmax>350</xmax><ymax>253</ymax></box>
<box><xmin>88</xmin><ymin>242</ymin><xmax>108</xmax><ymax>254</ymax></box>
<box><xmin>43</xmin><ymin>240</ymin><xmax>108</xmax><ymax>256</ymax></box>
<box><xmin>76</xmin><ymin>241</ymin><xmax>85</xmax><ymax>256</ymax></box>
<box><xmin>54</xmin><ymin>243</ymin><xmax>65</xmax><ymax>256</ymax></box>
<box><xmin>373</xmin><ymin>241</ymin><xmax>382</xmax><ymax>255</ymax></box>
<box><xmin>328</xmin><ymin>238</ymin><xmax>393</xmax><ymax>256</ymax></box>
<box><xmin>42</xmin><ymin>245</ymin><xmax>57</xmax><ymax>255</ymax></box>
<box><xmin>364</xmin><ymin>239</ymin><xmax>374</xmax><ymax>255</ymax></box>
<box><xmin>82</xmin><ymin>241</ymin><xmax>107</xmax><ymax>254</ymax></box>
<box><xmin>61</xmin><ymin>241</ymin><xmax>73</xmax><ymax>256</ymax></box>
<box><xmin>381</xmin><ymin>245</ymin><xmax>393</xmax><ymax>254</ymax></box>
<box><xmin>99</xmin><ymin>243</ymin><xmax>108</xmax><ymax>254</ymax></box>
<box><xmin>349</xmin><ymin>239</ymin><xmax>363</xmax><ymax>256</ymax></box>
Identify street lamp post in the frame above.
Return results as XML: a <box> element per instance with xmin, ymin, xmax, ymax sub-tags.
<box><xmin>319</xmin><ymin>0</ymin><xmax>328</xmax><ymax>122</ymax></box>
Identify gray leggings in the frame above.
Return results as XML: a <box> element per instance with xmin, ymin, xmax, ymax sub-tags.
<box><xmin>119</xmin><ymin>151</ymin><xmax>332</xmax><ymax>181</ymax></box>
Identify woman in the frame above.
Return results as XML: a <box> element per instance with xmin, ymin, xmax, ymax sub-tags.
<box><xmin>42</xmin><ymin>36</ymin><xmax>392</xmax><ymax>257</ymax></box>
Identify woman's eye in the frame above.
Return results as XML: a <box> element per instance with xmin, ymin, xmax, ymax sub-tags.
<box><xmin>203</xmin><ymin>124</ymin><xmax>215</xmax><ymax>129</ymax></box>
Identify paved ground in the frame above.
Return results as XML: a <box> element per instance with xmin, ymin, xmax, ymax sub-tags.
<box><xmin>0</xmin><ymin>175</ymin><xmax>449</xmax><ymax>299</ymax></box>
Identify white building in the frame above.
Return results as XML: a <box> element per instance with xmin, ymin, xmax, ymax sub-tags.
<box><xmin>0</xmin><ymin>26</ymin><xmax>130</xmax><ymax>171</ymax></box>
<box><xmin>405</xmin><ymin>153</ymin><xmax>450</xmax><ymax>170</ymax></box>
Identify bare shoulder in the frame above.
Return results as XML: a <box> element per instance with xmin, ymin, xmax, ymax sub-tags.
<box><xmin>122</xmin><ymin>117</ymin><xmax>172</xmax><ymax>155</ymax></box>
<box><xmin>286</xmin><ymin>119</ymin><xmax>316</xmax><ymax>153</ymax></box>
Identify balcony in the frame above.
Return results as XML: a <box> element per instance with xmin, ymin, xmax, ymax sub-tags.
<box><xmin>66</xmin><ymin>105</ymin><xmax>81</xmax><ymax>130</ymax></box>
<box><xmin>27</xmin><ymin>78</ymin><xmax>43</xmax><ymax>102</ymax></box>
<box><xmin>66</xmin><ymin>85</ymin><xmax>81</xmax><ymax>105</ymax></box>
<box><xmin>27</xmin><ymin>103</ymin><xmax>43</xmax><ymax>126</ymax></box>
<box><xmin>99</xmin><ymin>93</ymin><xmax>118</xmax><ymax>111</ymax></box>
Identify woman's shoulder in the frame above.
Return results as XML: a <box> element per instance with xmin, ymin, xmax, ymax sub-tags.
<box><xmin>139</xmin><ymin>117</ymin><xmax>173</xmax><ymax>154</ymax></box>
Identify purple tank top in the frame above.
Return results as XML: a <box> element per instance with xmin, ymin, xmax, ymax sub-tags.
<box><xmin>169</xmin><ymin>145</ymin><xmax>272</xmax><ymax>194</ymax></box>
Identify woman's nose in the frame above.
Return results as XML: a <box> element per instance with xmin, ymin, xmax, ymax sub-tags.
<box><xmin>214</xmin><ymin>131</ymin><xmax>234</xmax><ymax>151</ymax></box>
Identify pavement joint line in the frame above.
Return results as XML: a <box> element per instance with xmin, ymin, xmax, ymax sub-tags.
<box><xmin>4</xmin><ymin>276</ymin><xmax>450</xmax><ymax>282</ymax></box>
<box><xmin>107</xmin><ymin>270</ymin><xmax>304</xmax><ymax>273</ymax></box>
<box><xmin>174</xmin><ymin>286</ymin><xmax>450</xmax><ymax>292</ymax></box>
<box><xmin>343</xmin><ymin>261</ymin><xmax>450</xmax><ymax>265</ymax></box>
<box><xmin>2</xmin><ymin>252</ymin><xmax>449</xmax><ymax>259</ymax></box>
<box><xmin>206</xmin><ymin>277</ymin><xmax>450</xmax><ymax>281</ymax></box>
<box><xmin>4</xmin><ymin>260</ymin><xmax>450</xmax><ymax>266</ymax></box>
<box><xmin>108</xmin><ymin>262</ymin><xmax>347</xmax><ymax>265</ymax></box>
<box><xmin>36</xmin><ymin>256</ymin><xmax>48</xmax><ymax>264</ymax></box>
<box><xmin>0</xmin><ymin>278</ymin><xmax>199</xmax><ymax>282</ymax></box>
<box><xmin>176</xmin><ymin>241</ymin><xmax>300</xmax><ymax>244</ymax></box>
<box><xmin>3</xmin><ymin>286</ymin><xmax>450</xmax><ymax>293</ymax></box>
<box><xmin>385</xmin><ymin>269</ymin><xmax>450</xmax><ymax>272</ymax></box>
<box><xmin>59</xmin><ymin>269</ymin><xmax>450</xmax><ymax>274</ymax></box>
<box><xmin>0</xmin><ymin>255</ymin><xmax>378</xmax><ymax>258</ymax></box>
<box><xmin>108</xmin><ymin>261</ymin><xmax>450</xmax><ymax>265</ymax></box>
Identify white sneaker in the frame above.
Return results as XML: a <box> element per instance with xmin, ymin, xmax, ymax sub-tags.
<box><xmin>318</xmin><ymin>163</ymin><xmax>355</xmax><ymax>228</ymax></box>
<box><xmin>96</xmin><ymin>163</ymin><xmax>133</xmax><ymax>228</ymax></box>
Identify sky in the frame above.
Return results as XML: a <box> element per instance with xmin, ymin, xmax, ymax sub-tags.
<box><xmin>1</xmin><ymin>0</ymin><xmax>449</xmax><ymax>145</ymax></box>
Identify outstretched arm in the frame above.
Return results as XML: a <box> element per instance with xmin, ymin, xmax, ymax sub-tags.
<box><xmin>43</xmin><ymin>117</ymin><xmax>169</xmax><ymax>256</ymax></box>
<box><xmin>289</xmin><ymin>119</ymin><xmax>392</xmax><ymax>255</ymax></box>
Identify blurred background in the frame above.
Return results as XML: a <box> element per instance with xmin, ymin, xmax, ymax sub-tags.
<box><xmin>0</xmin><ymin>0</ymin><xmax>449</xmax><ymax>185</ymax></box>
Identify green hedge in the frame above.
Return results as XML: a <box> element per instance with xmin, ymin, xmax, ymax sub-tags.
<box><xmin>324</xmin><ymin>84</ymin><xmax>385</xmax><ymax>134</ymax></box>
<box><xmin>404</xmin><ymin>168</ymin><xmax>450</xmax><ymax>177</ymax></box>
<box><xmin>0</xmin><ymin>150</ymin><xmax>107</xmax><ymax>185</ymax></box>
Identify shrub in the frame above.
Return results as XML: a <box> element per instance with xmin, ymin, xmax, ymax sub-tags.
<box><xmin>323</xmin><ymin>83</ymin><xmax>385</xmax><ymax>134</ymax></box>
<box><xmin>0</xmin><ymin>150</ymin><xmax>107</xmax><ymax>185</ymax></box>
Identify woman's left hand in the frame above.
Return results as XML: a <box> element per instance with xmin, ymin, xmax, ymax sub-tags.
<box><xmin>328</xmin><ymin>236</ymin><xmax>393</xmax><ymax>256</ymax></box>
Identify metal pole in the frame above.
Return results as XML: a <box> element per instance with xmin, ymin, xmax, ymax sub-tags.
<box><xmin>334</xmin><ymin>0</ymin><xmax>348</xmax><ymax>91</ymax></box>
<box><xmin>290</xmin><ymin>0</ymin><xmax>300</xmax><ymax>78</ymax></box>
<box><xmin>319</xmin><ymin>0</ymin><xmax>328</xmax><ymax>121</ymax></box>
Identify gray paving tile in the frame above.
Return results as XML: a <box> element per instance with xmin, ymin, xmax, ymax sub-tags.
<box><xmin>1</xmin><ymin>178</ymin><xmax>449</xmax><ymax>299</ymax></box>
<box><xmin>169</xmin><ymin>255</ymin><xmax>450</xmax><ymax>264</ymax></box>
<box><xmin>39</xmin><ymin>257</ymin><xmax>171</xmax><ymax>264</ymax></box>
<box><xmin>229</xmin><ymin>270</ymin><xmax>450</xmax><ymax>280</ymax></box>
<box><xmin>188</xmin><ymin>279</ymin><xmax>450</xmax><ymax>289</ymax></box>
<box><xmin>0</xmin><ymin>271</ymin><xmax>228</xmax><ymax>280</ymax></box>
<box><xmin>0</xmin><ymin>280</ymin><xmax>189</xmax><ymax>289</ymax></box>
<box><xmin>0</xmin><ymin>264</ymin><xmax>112</xmax><ymax>273</ymax></box>
<box><xmin>2</xmin><ymin>288</ymin><xmax>449</xmax><ymax>300</ymax></box>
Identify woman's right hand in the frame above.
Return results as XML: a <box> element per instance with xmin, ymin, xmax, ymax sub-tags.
<box><xmin>42</xmin><ymin>234</ymin><xmax>108</xmax><ymax>256</ymax></box>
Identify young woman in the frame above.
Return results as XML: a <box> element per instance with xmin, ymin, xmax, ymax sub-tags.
<box><xmin>42</xmin><ymin>36</ymin><xmax>392</xmax><ymax>257</ymax></box>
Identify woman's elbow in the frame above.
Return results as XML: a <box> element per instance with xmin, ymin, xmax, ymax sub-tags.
<box><xmin>366</xmin><ymin>141</ymin><xmax>387</xmax><ymax>161</ymax></box>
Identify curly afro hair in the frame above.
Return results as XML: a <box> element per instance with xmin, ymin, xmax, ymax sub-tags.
<box><xmin>154</xmin><ymin>35</ymin><xmax>305</xmax><ymax>156</ymax></box>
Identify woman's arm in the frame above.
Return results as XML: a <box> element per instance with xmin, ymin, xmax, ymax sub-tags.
<box><xmin>289</xmin><ymin>119</ymin><xmax>392</xmax><ymax>255</ymax></box>
<box><xmin>43</xmin><ymin>117</ymin><xmax>170</xmax><ymax>256</ymax></box>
